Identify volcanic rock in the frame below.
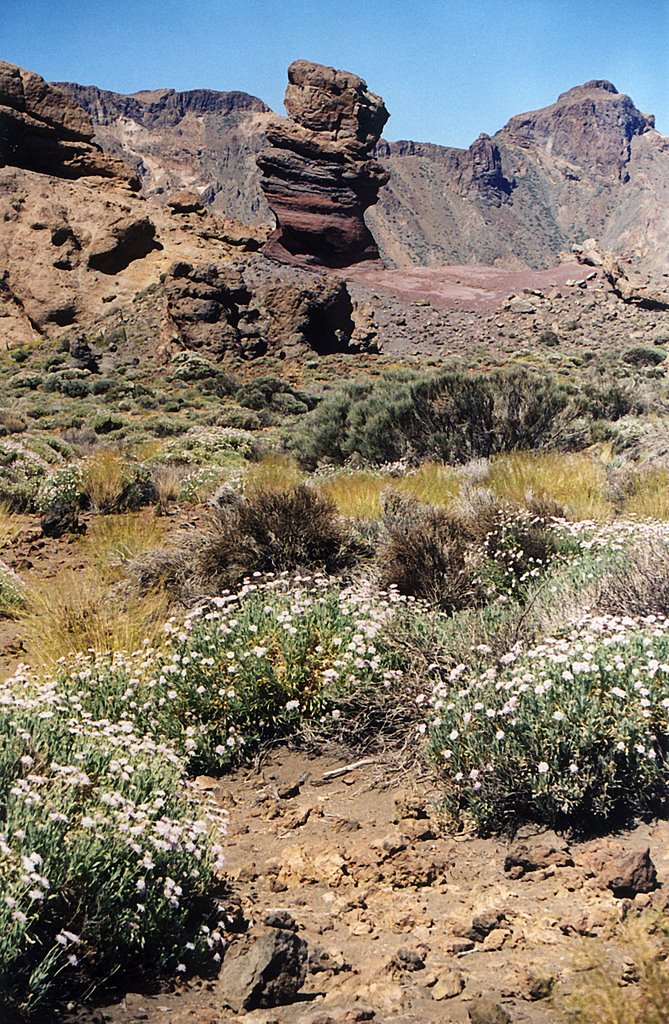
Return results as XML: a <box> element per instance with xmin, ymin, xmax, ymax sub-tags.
<box><xmin>0</xmin><ymin>61</ymin><xmax>137</xmax><ymax>186</ymax></box>
<box><xmin>219</xmin><ymin>917</ymin><xmax>308</xmax><ymax>1011</ymax></box>
<box><xmin>163</xmin><ymin>258</ymin><xmax>375</xmax><ymax>359</ymax></box>
<box><xmin>586</xmin><ymin>843</ymin><xmax>658</xmax><ymax>897</ymax></box>
<box><xmin>257</xmin><ymin>59</ymin><xmax>389</xmax><ymax>267</ymax></box>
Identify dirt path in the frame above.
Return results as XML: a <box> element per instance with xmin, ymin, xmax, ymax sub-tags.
<box><xmin>72</xmin><ymin>748</ymin><xmax>669</xmax><ymax>1024</ymax></box>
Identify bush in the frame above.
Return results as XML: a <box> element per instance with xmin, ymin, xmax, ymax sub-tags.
<box><xmin>0</xmin><ymin>662</ymin><xmax>225</xmax><ymax>1013</ymax></box>
<box><xmin>427</xmin><ymin>614</ymin><xmax>669</xmax><ymax>833</ymax></box>
<box><xmin>379</xmin><ymin>493</ymin><xmax>482</xmax><ymax>612</ymax></box>
<box><xmin>195</xmin><ymin>485</ymin><xmax>354</xmax><ymax>590</ymax></box>
<box><xmin>235</xmin><ymin>376</ymin><xmax>316</xmax><ymax>415</ymax></box>
<box><xmin>292</xmin><ymin>368</ymin><xmax>578</xmax><ymax>468</ymax></box>
<box><xmin>623</xmin><ymin>346</ymin><xmax>666</xmax><ymax>367</ymax></box>
<box><xmin>35</xmin><ymin>465</ymin><xmax>83</xmax><ymax>517</ymax></box>
<box><xmin>0</xmin><ymin>561</ymin><xmax>25</xmax><ymax>616</ymax></box>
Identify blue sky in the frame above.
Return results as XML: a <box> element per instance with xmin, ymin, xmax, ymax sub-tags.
<box><xmin>3</xmin><ymin>0</ymin><xmax>667</xmax><ymax>148</ymax></box>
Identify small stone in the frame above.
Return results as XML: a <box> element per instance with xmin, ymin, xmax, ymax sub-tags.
<box><xmin>432</xmin><ymin>968</ymin><xmax>465</xmax><ymax>1000</ymax></box>
<box><xmin>468</xmin><ymin>997</ymin><xmax>513</xmax><ymax>1024</ymax></box>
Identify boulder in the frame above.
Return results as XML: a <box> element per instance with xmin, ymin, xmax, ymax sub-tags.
<box><xmin>220</xmin><ymin>916</ymin><xmax>308</xmax><ymax>1011</ymax></box>
<box><xmin>587</xmin><ymin>844</ymin><xmax>658</xmax><ymax>897</ymax></box>
<box><xmin>257</xmin><ymin>60</ymin><xmax>389</xmax><ymax>267</ymax></box>
<box><xmin>504</xmin><ymin>831</ymin><xmax>573</xmax><ymax>878</ymax></box>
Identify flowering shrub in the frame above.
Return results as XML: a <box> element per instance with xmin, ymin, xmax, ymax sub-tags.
<box><xmin>0</xmin><ymin>576</ymin><xmax>404</xmax><ymax>1010</ymax></box>
<box><xmin>478</xmin><ymin>509</ymin><xmax>580</xmax><ymax>602</ymax></box>
<box><xmin>427</xmin><ymin>613</ymin><xmax>669</xmax><ymax>832</ymax></box>
<box><xmin>150</xmin><ymin>428</ymin><xmax>257</xmax><ymax>467</ymax></box>
<box><xmin>0</xmin><ymin>668</ymin><xmax>226</xmax><ymax>1012</ymax></box>
<box><xmin>0</xmin><ymin>560</ymin><xmax>25</xmax><ymax>616</ymax></box>
<box><xmin>154</xmin><ymin>577</ymin><xmax>403</xmax><ymax>771</ymax></box>
<box><xmin>35</xmin><ymin>464</ymin><xmax>84</xmax><ymax>516</ymax></box>
<box><xmin>0</xmin><ymin>439</ymin><xmax>49</xmax><ymax>511</ymax></box>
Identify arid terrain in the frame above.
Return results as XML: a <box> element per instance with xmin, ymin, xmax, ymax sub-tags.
<box><xmin>3</xmin><ymin>52</ymin><xmax>669</xmax><ymax>1024</ymax></box>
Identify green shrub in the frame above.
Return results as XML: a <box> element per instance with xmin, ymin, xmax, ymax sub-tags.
<box><xmin>428</xmin><ymin>614</ymin><xmax>669</xmax><ymax>833</ymax></box>
<box><xmin>36</xmin><ymin>464</ymin><xmax>84</xmax><ymax>516</ymax></box>
<box><xmin>623</xmin><ymin>346</ymin><xmax>666</xmax><ymax>367</ymax></box>
<box><xmin>235</xmin><ymin>376</ymin><xmax>316</xmax><ymax>415</ymax></box>
<box><xmin>292</xmin><ymin>368</ymin><xmax>577</xmax><ymax>468</ymax></box>
<box><xmin>0</xmin><ymin>561</ymin><xmax>25</xmax><ymax>616</ymax></box>
<box><xmin>0</xmin><ymin>664</ymin><xmax>225</xmax><ymax>1012</ymax></box>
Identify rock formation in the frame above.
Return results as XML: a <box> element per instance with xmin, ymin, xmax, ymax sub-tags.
<box><xmin>0</xmin><ymin>60</ymin><xmax>268</xmax><ymax>346</ymax></box>
<box><xmin>368</xmin><ymin>79</ymin><xmax>667</xmax><ymax>270</ymax></box>
<box><xmin>163</xmin><ymin>258</ymin><xmax>375</xmax><ymax>358</ymax></box>
<box><xmin>57</xmin><ymin>81</ymin><xmax>273</xmax><ymax>223</ymax></box>
<box><xmin>256</xmin><ymin>60</ymin><xmax>390</xmax><ymax>267</ymax></box>
<box><xmin>0</xmin><ymin>61</ymin><xmax>137</xmax><ymax>186</ymax></box>
<box><xmin>59</xmin><ymin>69</ymin><xmax>669</xmax><ymax>278</ymax></box>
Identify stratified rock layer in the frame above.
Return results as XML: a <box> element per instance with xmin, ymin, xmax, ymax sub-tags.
<box><xmin>257</xmin><ymin>60</ymin><xmax>389</xmax><ymax>267</ymax></box>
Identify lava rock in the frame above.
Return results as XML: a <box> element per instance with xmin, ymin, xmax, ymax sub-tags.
<box><xmin>220</xmin><ymin>921</ymin><xmax>308</xmax><ymax>1011</ymax></box>
<box><xmin>257</xmin><ymin>59</ymin><xmax>389</xmax><ymax>267</ymax></box>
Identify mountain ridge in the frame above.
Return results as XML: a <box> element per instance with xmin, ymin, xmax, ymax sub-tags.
<box><xmin>47</xmin><ymin>73</ymin><xmax>669</xmax><ymax>277</ymax></box>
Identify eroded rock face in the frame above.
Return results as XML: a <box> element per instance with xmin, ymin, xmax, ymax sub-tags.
<box><xmin>257</xmin><ymin>60</ymin><xmax>389</xmax><ymax>267</ymax></box>
<box><xmin>0</xmin><ymin>61</ymin><xmax>137</xmax><ymax>186</ymax></box>
<box><xmin>163</xmin><ymin>258</ymin><xmax>374</xmax><ymax>359</ymax></box>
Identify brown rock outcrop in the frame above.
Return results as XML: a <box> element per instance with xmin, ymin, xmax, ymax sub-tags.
<box><xmin>257</xmin><ymin>60</ymin><xmax>389</xmax><ymax>267</ymax></box>
<box><xmin>575</xmin><ymin>239</ymin><xmax>669</xmax><ymax>309</ymax></box>
<box><xmin>162</xmin><ymin>258</ymin><xmax>375</xmax><ymax>359</ymax></box>
<box><xmin>0</xmin><ymin>61</ymin><xmax>137</xmax><ymax>186</ymax></box>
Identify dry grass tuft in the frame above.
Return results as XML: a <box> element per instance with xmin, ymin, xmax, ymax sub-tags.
<box><xmin>0</xmin><ymin>504</ymin><xmax>24</xmax><ymax>548</ymax></box>
<box><xmin>399</xmin><ymin>461</ymin><xmax>461</xmax><ymax>506</ymax></box>
<box><xmin>623</xmin><ymin>467</ymin><xmax>669</xmax><ymax>519</ymax></box>
<box><xmin>486</xmin><ymin>451</ymin><xmax>611</xmax><ymax>520</ymax></box>
<box><xmin>562</xmin><ymin>912</ymin><xmax>669</xmax><ymax>1024</ymax></box>
<box><xmin>22</xmin><ymin>570</ymin><xmax>170</xmax><ymax>668</ymax></box>
<box><xmin>81</xmin><ymin>513</ymin><xmax>167</xmax><ymax>580</ymax></box>
<box><xmin>318</xmin><ymin>471</ymin><xmax>389</xmax><ymax>519</ymax></box>
<box><xmin>243</xmin><ymin>454</ymin><xmax>305</xmax><ymax>497</ymax></box>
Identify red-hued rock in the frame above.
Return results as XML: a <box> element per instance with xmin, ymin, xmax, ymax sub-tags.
<box><xmin>257</xmin><ymin>60</ymin><xmax>389</xmax><ymax>268</ymax></box>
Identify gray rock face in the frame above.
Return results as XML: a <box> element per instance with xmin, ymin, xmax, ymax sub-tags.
<box><xmin>220</xmin><ymin>919</ymin><xmax>308</xmax><ymax>1011</ymax></box>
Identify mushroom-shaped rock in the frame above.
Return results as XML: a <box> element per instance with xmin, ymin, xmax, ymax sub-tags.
<box><xmin>257</xmin><ymin>60</ymin><xmax>389</xmax><ymax>268</ymax></box>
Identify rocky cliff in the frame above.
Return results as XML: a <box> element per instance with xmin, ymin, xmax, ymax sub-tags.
<box><xmin>256</xmin><ymin>60</ymin><xmax>390</xmax><ymax>267</ymax></box>
<box><xmin>368</xmin><ymin>80</ymin><xmax>669</xmax><ymax>272</ymax></box>
<box><xmin>0</xmin><ymin>60</ymin><xmax>373</xmax><ymax>360</ymax></box>
<box><xmin>57</xmin><ymin>80</ymin><xmax>273</xmax><ymax>223</ymax></box>
<box><xmin>59</xmin><ymin>73</ymin><xmax>669</xmax><ymax>275</ymax></box>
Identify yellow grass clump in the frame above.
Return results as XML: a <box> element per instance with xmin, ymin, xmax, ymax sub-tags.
<box><xmin>0</xmin><ymin>503</ymin><xmax>24</xmax><ymax>548</ymax></box>
<box><xmin>81</xmin><ymin>448</ymin><xmax>134</xmax><ymax>511</ymax></box>
<box><xmin>81</xmin><ymin>512</ymin><xmax>166</xmax><ymax>579</ymax></box>
<box><xmin>318</xmin><ymin>471</ymin><xmax>388</xmax><ymax>519</ymax></box>
<box><xmin>22</xmin><ymin>569</ymin><xmax>170</xmax><ymax>668</ymax></box>
<box><xmin>243</xmin><ymin>454</ymin><xmax>305</xmax><ymax>496</ymax></box>
<box><xmin>486</xmin><ymin>451</ymin><xmax>611</xmax><ymax>519</ymax></box>
<box><xmin>399</xmin><ymin>462</ymin><xmax>461</xmax><ymax>506</ymax></box>
<box><xmin>623</xmin><ymin>468</ymin><xmax>669</xmax><ymax>520</ymax></box>
<box><xmin>562</xmin><ymin>913</ymin><xmax>669</xmax><ymax>1024</ymax></box>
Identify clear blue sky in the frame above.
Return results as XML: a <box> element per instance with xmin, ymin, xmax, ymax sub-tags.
<box><xmin>3</xmin><ymin>0</ymin><xmax>668</xmax><ymax>147</ymax></box>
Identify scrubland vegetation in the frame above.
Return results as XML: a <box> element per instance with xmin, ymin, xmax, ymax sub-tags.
<box><xmin>4</xmin><ymin>348</ymin><xmax>669</xmax><ymax>1017</ymax></box>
